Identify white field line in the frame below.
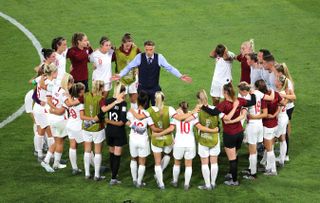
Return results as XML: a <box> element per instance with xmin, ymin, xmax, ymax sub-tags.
<box><xmin>0</xmin><ymin>11</ymin><xmax>42</xmax><ymax>128</ymax></box>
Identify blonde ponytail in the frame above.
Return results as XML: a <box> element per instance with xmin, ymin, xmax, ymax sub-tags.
<box><xmin>155</xmin><ymin>91</ymin><xmax>165</xmax><ymax>111</ymax></box>
<box><xmin>44</xmin><ymin>63</ymin><xmax>57</xmax><ymax>76</ymax></box>
<box><xmin>92</xmin><ymin>80</ymin><xmax>104</xmax><ymax>96</ymax></box>
<box><xmin>60</xmin><ymin>73</ymin><xmax>74</xmax><ymax>91</ymax></box>
<box><xmin>196</xmin><ymin>89</ymin><xmax>208</xmax><ymax>105</ymax></box>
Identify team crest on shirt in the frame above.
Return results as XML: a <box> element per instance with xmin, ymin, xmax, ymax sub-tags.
<box><xmin>114</xmin><ymin>105</ymin><xmax>119</xmax><ymax>110</ymax></box>
<box><xmin>98</xmin><ymin>58</ymin><xmax>102</xmax><ymax>65</ymax></box>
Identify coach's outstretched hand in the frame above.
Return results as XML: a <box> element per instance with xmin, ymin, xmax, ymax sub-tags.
<box><xmin>180</xmin><ymin>75</ymin><xmax>192</xmax><ymax>83</ymax></box>
<box><xmin>111</xmin><ymin>74</ymin><xmax>121</xmax><ymax>81</ymax></box>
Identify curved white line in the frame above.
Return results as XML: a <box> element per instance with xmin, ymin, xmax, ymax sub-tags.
<box><xmin>0</xmin><ymin>11</ymin><xmax>42</xmax><ymax>128</ymax></box>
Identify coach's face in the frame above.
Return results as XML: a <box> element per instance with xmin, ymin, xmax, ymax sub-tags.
<box><xmin>145</xmin><ymin>45</ymin><xmax>155</xmax><ymax>57</ymax></box>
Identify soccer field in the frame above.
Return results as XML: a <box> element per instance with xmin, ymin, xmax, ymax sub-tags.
<box><xmin>0</xmin><ymin>0</ymin><xmax>320</xmax><ymax>202</ymax></box>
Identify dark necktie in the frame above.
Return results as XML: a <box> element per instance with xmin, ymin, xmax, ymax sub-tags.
<box><xmin>148</xmin><ymin>57</ymin><xmax>152</xmax><ymax>64</ymax></box>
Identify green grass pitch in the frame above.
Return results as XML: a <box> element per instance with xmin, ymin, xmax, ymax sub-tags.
<box><xmin>0</xmin><ymin>0</ymin><xmax>320</xmax><ymax>202</ymax></box>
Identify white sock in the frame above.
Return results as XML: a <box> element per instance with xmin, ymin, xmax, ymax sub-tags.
<box><xmin>130</xmin><ymin>160</ymin><xmax>138</xmax><ymax>182</ymax></box>
<box><xmin>155</xmin><ymin>165</ymin><xmax>164</xmax><ymax>187</ymax></box>
<box><xmin>94</xmin><ymin>154</ymin><xmax>102</xmax><ymax>178</ymax></box>
<box><xmin>249</xmin><ymin>154</ymin><xmax>257</xmax><ymax>175</ymax></box>
<box><xmin>184</xmin><ymin>166</ymin><xmax>192</xmax><ymax>186</ymax></box>
<box><xmin>130</xmin><ymin>102</ymin><xmax>138</xmax><ymax>110</ymax></box>
<box><xmin>84</xmin><ymin>152</ymin><xmax>91</xmax><ymax>176</ymax></box>
<box><xmin>161</xmin><ymin>155</ymin><xmax>170</xmax><ymax>171</ymax></box>
<box><xmin>210</xmin><ymin>163</ymin><xmax>218</xmax><ymax>186</ymax></box>
<box><xmin>90</xmin><ymin>151</ymin><xmax>95</xmax><ymax>167</ymax></box>
<box><xmin>280</xmin><ymin>141</ymin><xmax>287</xmax><ymax>164</ymax></box>
<box><xmin>47</xmin><ymin>137</ymin><xmax>55</xmax><ymax>148</ymax></box>
<box><xmin>173</xmin><ymin>165</ymin><xmax>180</xmax><ymax>183</ymax></box>
<box><xmin>37</xmin><ymin>135</ymin><xmax>44</xmax><ymax>157</ymax></box>
<box><xmin>44</xmin><ymin>151</ymin><xmax>53</xmax><ymax>164</ymax></box>
<box><xmin>33</xmin><ymin>124</ymin><xmax>38</xmax><ymax>151</ymax></box>
<box><xmin>53</xmin><ymin>152</ymin><xmax>62</xmax><ymax>167</ymax></box>
<box><xmin>260</xmin><ymin>150</ymin><xmax>267</xmax><ymax>166</ymax></box>
<box><xmin>267</xmin><ymin>151</ymin><xmax>276</xmax><ymax>172</ymax></box>
<box><xmin>137</xmin><ymin>165</ymin><xmax>146</xmax><ymax>185</ymax></box>
<box><xmin>69</xmin><ymin>148</ymin><xmax>78</xmax><ymax>170</ymax></box>
<box><xmin>201</xmin><ymin>165</ymin><xmax>211</xmax><ymax>187</ymax></box>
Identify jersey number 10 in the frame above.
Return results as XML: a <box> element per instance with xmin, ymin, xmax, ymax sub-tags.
<box><xmin>180</xmin><ymin>121</ymin><xmax>190</xmax><ymax>134</ymax></box>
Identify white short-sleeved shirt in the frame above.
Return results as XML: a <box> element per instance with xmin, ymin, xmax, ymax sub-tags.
<box><xmin>54</xmin><ymin>50</ymin><xmax>67</xmax><ymax>81</ymax></box>
<box><xmin>212</xmin><ymin>56</ymin><xmax>233</xmax><ymax>85</ymax></box>
<box><xmin>127</xmin><ymin>109</ymin><xmax>153</xmax><ymax>139</ymax></box>
<box><xmin>286</xmin><ymin>79</ymin><xmax>295</xmax><ymax>109</ymax></box>
<box><xmin>47</xmin><ymin>85</ymin><xmax>68</xmax><ymax>122</ymax></box>
<box><xmin>250</xmin><ymin>66</ymin><xmax>263</xmax><ymax>85</ymax></box>
<box><xmin>89</xmin><ymin>49</ymin><xmax>113</xmax><ymax>84</ymax></box>
<box><xmin>278</xmin><ymin>90</ymin><xmax>287</xmax><ymax>116</ymax></box>
<box><xmin>66</xmin><ymin>102</ymin><xmax>84</xmax><ymax>131</ymax></box>
<box><xmin>239</xmin><ymin>90</ymin><xmax>266</xmax><ymax>124</ymax></box>
<box><xmin>173</xmin><ymin>115</ymin><xmax>198</xmax><ymax>148</ymax></box>
<box><xmin>35</xmin><ymin>76</ymin><xmax>54</xmax><ymax>102</ymax></box>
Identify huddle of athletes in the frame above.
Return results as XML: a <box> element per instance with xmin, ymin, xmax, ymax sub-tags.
<box><xmin>24</xmin><ymin>33</ymin><xmax>296</xmax><ymax>190</ymax></box>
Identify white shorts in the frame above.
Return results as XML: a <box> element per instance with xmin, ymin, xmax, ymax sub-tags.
<box><xmin>67</xmin><ymin>128</ymin><xmax>84</xmax><ymax>143</ymax></box>
<box><xmin>275</xmin><ymin>115</ymin><xmax>289</xmax><ymax>138</ymax></box>
<box><xmin>104</xmin><ymin>82</ymin><xmax>112</xmax><ymax>92</ymax></box>
<box><xmin>151</xmin><ymin>143</ymin><xmax>173</xmax><ymax>154</ymax></box>
<box><xmin>129</xmin><ymin>138</ymin><xmax>150</xmax><ymax>158</ymax></box>
<box><xmin>51</xmin><ymin>120</ymin><xmax>67</xmax><ymax>138</ymax></box>
<box><xmin>263</xmin><ymin>126</ymin><xmax>277</xmax><ymax>140</ymax></box>
<box><xmin>33</xmin><ymin>104</ymin><xmax>49</xmax><ymax>129</ymax></box>
<box><xmin>198</xmin><ymin>137</ymin><xmax>221</xmax><ymax>158</ymax></box>
<box><xmin>83</xmin><ymin>129</ymin><xmax>105</xmax><ymax>144</ymax></box>
<box><xmin>123</xmin><ymin>82</ymin><xmax>138</xmax><ymax>94</ymax></box>
<box><xmin>245</xmin><ymin>122</ymin><xmax>264</xmax><ymax>144</ymax></box>
<box><xmin>24</xmin><ymin>89</ymin><xmax>34</xmax><ymax>113</ymax></box>
<box><xmin>173</xmin><ymin>146</ymin><xmax>196</xmax><ymax>160</ymax></box>
<box><xmin>210</xmin><ymin>81</ymin><xmax>224</xmax><ymax>98</ymax></box>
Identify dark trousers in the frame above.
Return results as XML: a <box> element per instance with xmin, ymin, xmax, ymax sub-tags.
<box><xmin>138</xmin><ymin>86</ymin><xmax>161</xmax><ymax>109</ymax></box>
<box><xmin>75</xmin><ymin>80</ymin><xmax>89</xmax><ymax>92</ymax></box>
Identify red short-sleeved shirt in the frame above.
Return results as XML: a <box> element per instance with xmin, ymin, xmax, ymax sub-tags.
<box><xmin>67</xmin><ymin>47</ymin><xmax>93</xmax><ymax>81</ymax></box>
<box><xmin>237</xmin><ymin>54</ymin><xmax>251</xmax><ymax>84</ymax></box>
<box><xmin>216</xmin><ymin>98</ymin><xmax>248</xmax><ymax>135</ymax></box>
<box><xmin>263</xmin><ymin>91</ymin><xmax>283</xmax><ymax>128</ymax></box>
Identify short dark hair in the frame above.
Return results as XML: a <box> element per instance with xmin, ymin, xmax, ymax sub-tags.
<box><xmin>215</xmin><ymin>44</ymin><xmax>226</xmax><ymax>57</ymax></box>
<box><xmin>137</xmin><ymin>91</ymin><xmax>149</xmax><ymax>107</ymax></box>
<box><xmin>248</xmin><ymin>53</ymin><xmax>258</xmax><ymax>62</ymax></box>
<box><xmin>263</xmin><ymin>54</ymin><xmax>275</xmax><ymax>62</ymax></box>
<box><xmin>259</xmin><ymin>49</ymin><xmax>271</xmax><ymax>57</ymax></box>
<box><xmin>144</xmin><ymin>40</ymin><xmax>155</xmax><ymax>46</ymax></box>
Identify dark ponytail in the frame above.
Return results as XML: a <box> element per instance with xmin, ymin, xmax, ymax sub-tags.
<box><xmin>223</xmin><ymin>83</ymin><xmax>236</xmax><ymax>101</ymax></box>
<box><xmin>41</xmin><ymin>48</ymin><xmax>54</xmax><ymax>59</ymax></box>
<box><xmin>215</xmin><ymin>44</ymin><xmax>226</xmax><ymax>57</ymax></box>
<box><xmin>255</xmin><ymin>79</ymin><xmax>268</xmax><ymax>94</ymax></box>
<box><xmin>179</xmin><ymin>101</ymin><xmax>189</xmax><ymax>114</ymax></box>
<box><xmin>51</xmin><ymin>37</ymin><xmax>65</xmax><ymax>51</ymax></box>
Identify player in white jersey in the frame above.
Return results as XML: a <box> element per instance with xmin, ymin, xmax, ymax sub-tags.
<box><xmin>210</xmin><ymin>44</ymin><xmax>235</xmax><ymax>105</ymax></box>
<box><xmin>126</xmin><ymin>91</ymin><xmax>162</xmax><ymax>188</ymax></box>
<box><xmin>262</xmin><ymin>54</ymin><xmax>277</xmax><ymax>90</ymax></box>
<box><xmin>275</xmin><ymin>75</ymin><xmax>289</xmax><ymax>166</ymax></box>
<box><xmin>237</xmin><ymin>82</ymin><xmax>275</xmax><ymax>179</ymax></box>
<box><xmin>153</xmin><ymin>101</ymin><xmax>216</xmax><ymax>190</ymax></box>
<box><xmin>246</xmin><ymin>53</ymin><xmax>263</xmax><ymax>85</ymax></box>
<box><xmin>52</xmin><ymin>37</ymin><xmax>68</xmax><ymax>84</ymax></box>
<box><xmin>89</xmin><ymin>36</ymin><xmax>114</xmax><ymax>98</ymax></box>
<box><xmin>66</xmin><ymin>82</ymin><xmax>86</xmax><ymax>175</ymax></box>
<box><xmin>41</xmin><ymin>73</ymin><xmax>74</xmax><ymax>172</ymax></box>
<box><xmin>32</xmin><ymin>63</ymin><xmax>56</xmax><ymax>172</ymax></box>
<box><xmin>275</xmin><ymin>63</ymin><xmax>296</xmax><ymax>161</ymax></box>
<box><xmin>32</xmin><ymin>60</ymin><xmax>56</xmax><ymax>162</ymax></box>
